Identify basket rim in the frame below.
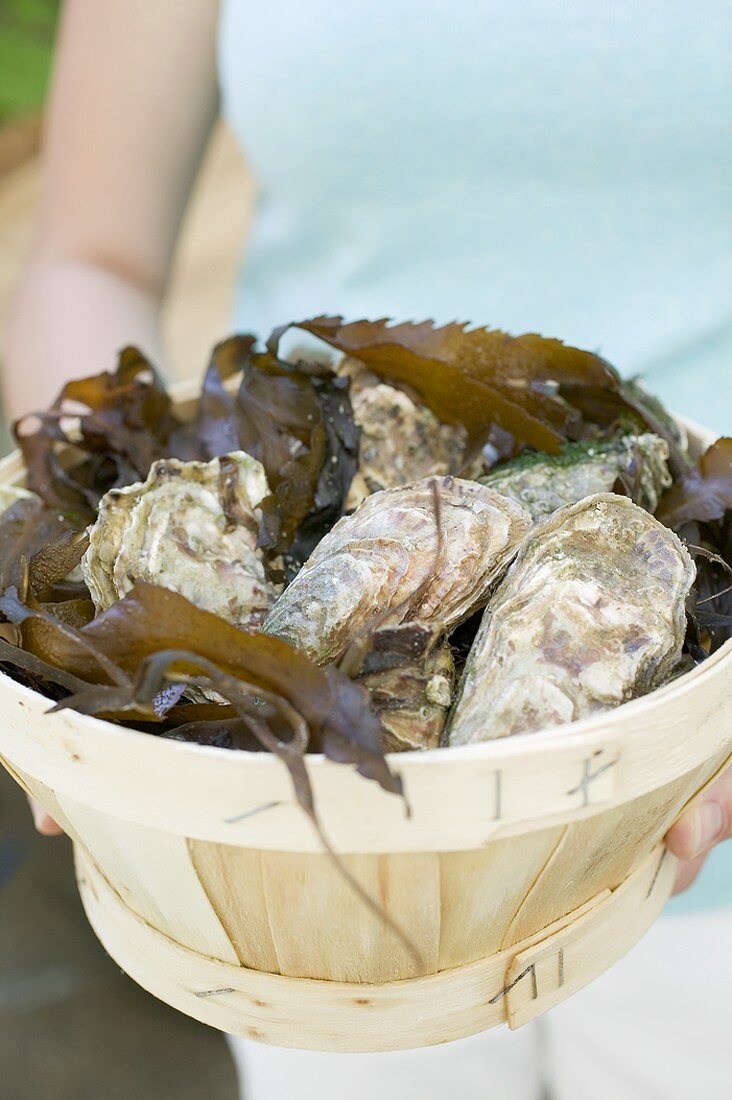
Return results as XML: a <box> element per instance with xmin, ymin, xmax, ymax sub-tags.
<box><xmin>0</xmin><ymin>627</ymin><xmax>729</xmax><ymax>773</ymax></box>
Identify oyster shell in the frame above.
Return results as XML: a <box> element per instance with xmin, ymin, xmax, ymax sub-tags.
<box><xmin>263</xmin><ymin>476</ymin><xmax>531</xmax><ymax>663</ymax></box>
<box><xmin>82</xmin><ymin>451</ymin><xmax>279</xmax><ymax>627</ymax></box>
<box><xmin>339</xmin><ymin>358</ymin><xmax>468</xmax><ymax>509</ymax></box>
<box><xmin>481</xmin><ymin>434</ymin><xmax>672</xmax><ymax>522</ymax></box>
<box><xmin>356</xmin><ymin>623</ymin><xmax>454</xmax><ymax>752</ymax></box>
<box><xmin>448</xmin><ymin>493</ymin><xmax>695</xmax><ymax>745</ymax></box>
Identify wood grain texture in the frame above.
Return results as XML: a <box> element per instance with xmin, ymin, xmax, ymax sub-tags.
<box><xmin>504</xmin><ymin>844</ymin><xmax>678</xmax><ymax>1029</ymax></box>
<box><xmin>437</xmin><ymin>827</ymin><xmax>565</xmax><ymax>967</ymax></box>
<box><xmin>76</xmin><ymin>843</ymin><xmax>676</xmax><ymax>1051</ymax></box>
<box><xmin>191</xmin><ymin>842</ymin><xmax>442</xmax><ymax>981</ymax></box>
<box><xmin>54</xmin><ymin>795</ymin><xmax>239</xmax><ymax>964</ymax></box>
<box><xmin>3</xmin><ymin>762</ymin><xmax>80</xmax><ymax>842</ymax></box>
<box><xmin>261</xmin><ymin>850</ymin><xmax>440</xmax><ymax>982</ymax></box>
<box><xmin>187</xmin><ymin>844</ymin><xmax>280</xmax><ymax>974</ymax></box>
<box><xmin>503</xmin><ymin>753</ymin><xmax>729</xmax><ymax>946</ymax></box>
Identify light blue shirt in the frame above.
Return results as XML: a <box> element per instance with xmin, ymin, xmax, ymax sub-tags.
<box><xmin>219</xmin><ymin>1</ymin><xmax>732</xmax><ymax>911</ymax></box>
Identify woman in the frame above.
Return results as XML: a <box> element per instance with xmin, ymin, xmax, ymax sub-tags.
<box><xmin>8</xmin><ymin>2</ymin><xmax>732</xmax><ymax>1097</ymax></box>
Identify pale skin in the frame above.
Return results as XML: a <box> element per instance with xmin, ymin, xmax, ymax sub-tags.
<box><xmin>5</xmin><ymin>0</ymin><xmax>732</xmax><ymax>893</ymax></box>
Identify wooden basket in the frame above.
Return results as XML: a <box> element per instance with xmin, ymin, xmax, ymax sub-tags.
<box><xmin>1</xmin><ymin>413</ymin><xmax>730</xmax><ymax>1053</ymax></box>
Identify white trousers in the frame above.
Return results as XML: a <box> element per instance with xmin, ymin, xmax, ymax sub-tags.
<box><xmin>227</xmin><ymin>906</ymin><xmax>732</xmax><ymax>1100</ymax></box>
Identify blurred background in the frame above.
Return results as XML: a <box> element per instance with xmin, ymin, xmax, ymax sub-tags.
<box><xmin>0</xmin><ymin>3</ymin><xmax>251</xmax><ymax>1095</ymax></box>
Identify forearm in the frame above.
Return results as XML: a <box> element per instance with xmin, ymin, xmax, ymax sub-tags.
<box><xmin>4</xmin><ymin>256</ymin><xmax>163</xmax><ymax>419</ymax></box>
<box><xmin>3</xmin><ymin>0</ymin><xmax>220</xmax><ymax>421</ymax></box>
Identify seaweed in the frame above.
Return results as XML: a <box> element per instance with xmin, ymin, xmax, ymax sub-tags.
<box><xmin>654</xmin><ymin>440</ymin><xmax>732</xmax><ymax>657</ymax></box>
<box><xmin>2</xmin><ymin>318</ymin><xmax>729</xmax><ymax>766</ymax></box>
<box><xmin>14</xmin><ymin>347</ymin><xmax>180</xmax><ymax>521</ymax></box>
<box><xmin>235</xmin><ymin>342</ymin><xmax>360</xmax><ymax>577</ymax></box>
<box><xmin>13</xmin><ymin>337</ymin><xmax>360</xmax><ymax>577</ymax></box>
<box><xmin>656</xmin><ymin>438</ymin><xmax>732</xmax><ymax>528</ymax></box>
<box><xmin>291</xmin><ymin>316</ymin><xmax>626</xmax><ymax>454</ymax></box>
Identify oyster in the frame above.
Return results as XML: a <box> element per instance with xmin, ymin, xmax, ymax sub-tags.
<box><xmin>263</xmin><ymin>476</ymin><xmax>531</xmax><ymax>663</ymax></box>
<box><xmin>624</xmin><ymin>378</ymin><xmax>690</xmax><ymax>457</ymax></box>
<box><xmin>82</xmin><ymin>451</ymin><xmax>279</xmax><ymax>628</ymax></box>
<box><xmin>355</xmin><ymin>623</ymin><xmax>454</xmax><ymax>752</ymax></box>
<box><xmin>339</xmin><ymin>358</ymin><xmax>468</xmax><ymax>508</ymax></box>
<box><xmin>481</xmin><ymin>434</ymin><xmax>672</xmax><ymax>522</ymax></box>
<box><xmin>448</xmin><ymin>493</ymin><xmax>695</xmax><ymax>745</ymax></box>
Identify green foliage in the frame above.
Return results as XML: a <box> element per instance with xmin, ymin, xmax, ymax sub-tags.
<box><xmin>0</xmin><ymin>0</ymin><xmax>59</xmax><ymax>124</ymax></box>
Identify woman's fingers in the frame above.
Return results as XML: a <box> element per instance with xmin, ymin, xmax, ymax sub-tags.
<box><xmin>27</xmin><ymin>795</ymin><xmax>64</xmax><ymax>836</ymax></box>
<box><xmin>666</xmin><ymin>767</ymin><xmax>732</xmax><ymax>861</ymax></box>
<box><xmin>671</xmin><ymin>852</ymin><xmax>706</xmax><ymax>895</ymax></box>
<box><xmin>666</xmin><ymin>764</ymin><xmax>732</xmax><ymax>893</ymax></box>
<box><xmin>667</xmin><ymin>799</ymin><xmax>725</xmax><ymax>861</ymax></box>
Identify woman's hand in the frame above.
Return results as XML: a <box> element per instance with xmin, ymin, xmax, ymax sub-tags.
<box><xmin>667</xmin><ymin>764</ymin><xmax>732</xmax><ymax>893</ymax></box>
<box><xmin>27</xmin><ymin>796</ymin><xmax>64</xmax><ymax>836</ymax></box>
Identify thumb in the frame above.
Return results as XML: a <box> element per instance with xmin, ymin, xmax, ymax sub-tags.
<box><xmin>666</xmin><ymin>765</ymin><xmax>732</xmax><ymax>862</ymax></box>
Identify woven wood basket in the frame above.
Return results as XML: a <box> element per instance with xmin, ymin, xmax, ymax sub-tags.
<box><xmin>0</xmin><ymin>408</ymin><xmax>730</xmax><ymax>1053</ymax></box>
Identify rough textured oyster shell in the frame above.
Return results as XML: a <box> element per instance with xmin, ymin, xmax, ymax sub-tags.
<box><xmin>263</xmin><ymin>476</ymin><xmax>531</xmax><ymax>663</ymax></box>
<box><xmin>481</xmin><ymin>434</ymin><xmax>672</xmax><ymax>522</ymax></box>
<box><xmin>356</xmin><ymin>623</ymin><xmax>454</xmax><ymax>752</ymax></box>
<box><xmin>339</xmin><ymin>358</ymin><xmax>468</xmax><ymax>509</ymax></box>
<box><xmin>82</xmin><ymin>451</ymin><xmax>279</xmax><ymax>627</ymax></box>
<box><xmin>448</xmin><ymin>493</ymin><xmax>695</xmax><ymax>746</ymax></box>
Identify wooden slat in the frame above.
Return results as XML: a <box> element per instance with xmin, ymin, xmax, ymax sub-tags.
<box><xmin>502</xmin><ymin>754</ymin><xmax>727</xmax><ymax>946</ymax></box>
<box><xmin>505</xmin><ymin>845</ymin><xmax>678</xmax><ymax>1029</ymax></box>
<box><xmin>55</xmin><ymin>794</ymin><xmax>240</xmax><ymax>964</ymax></box>
<box><xmin>2</xmin><ymin>761</ymin><xmax>80</xmax><ymax>841</ymax></box>
<box><xmin>262</xmin><ymin>850</ymin><xmax>441</xmax><ymax>982</ymax></box>
<box><xmin>187</xmin><ymin>843</ymin><xmax>280</xmax><ymax>974</ymax></box>
<box><xmin>75</xmin><ymin>843</ymin><xmax>676</xmax><ymax>1052</ymax></box>
<box><xmin>192</xmin><ymin>841</ymin><xmax>442</xmax><ymax>982</ymax></box>
<box><xmin>437</xmin><ymin>826</ymin><xmax>564</xmax><ymax>968</ymax></box>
